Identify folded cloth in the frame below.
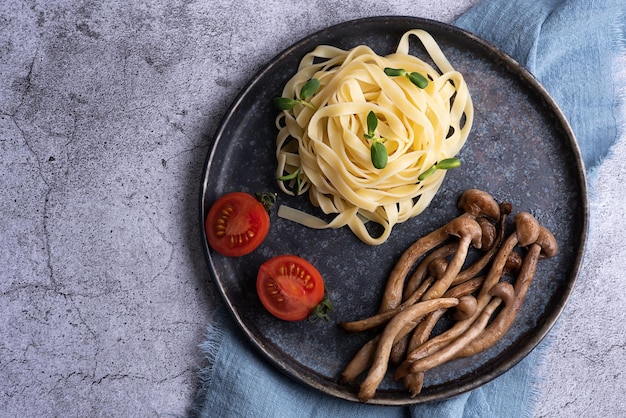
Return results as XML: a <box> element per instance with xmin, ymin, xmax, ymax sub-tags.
<box><xmin>191</xmin><ymin>1</ymin><xmax>625</xmax><ymax>417</ymax></box>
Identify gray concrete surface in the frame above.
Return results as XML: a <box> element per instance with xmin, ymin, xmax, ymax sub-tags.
<box><xmin>1</xmin><ymin>1</ymin><xmax>623</xmax><ymax>417</ymax></box>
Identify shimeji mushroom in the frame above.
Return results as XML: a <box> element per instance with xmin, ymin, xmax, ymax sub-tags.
<box><xmin>339</xmin><ymin>272</ymin><xmax>440</xmax><ymax>382</ymax></box>
<box><xmin>340</xmin><ymin>337</ymin><xmax>380</xmax><ymax>385</ymax></box>
<box><xmin>402</xmin><ymin>243</ymin><xmax>456</xmax><ymax>301</ymax></box>
<box><xmin>452</xmin><ymin>294</ymin><xmax>479</xmax><ymax>321</ymax></box>
<box><xmin>396</xmin><ymin>212</ymin><xmax>541</xmax><ymax>376</ymax></box>
<box><xmin>398</xmin><ymin>201</ymin><xmax>512</xmax><ymax>395</ymax></box>
<box><xmin>338</xmin><ymin>189</ymin><xmax>559</xmax><ymax>401</ymax></box>
<box><xmin>406</xmin><ymin>280</ymin><xmax>516</xmax><ymax>374</ymax></box>
<box><xmin>451</xmin><ymin>202</ymin><xmax>512</xmax><ymax>286</ymax></box>
<box><xmin>400</xmin><ymin>285</ymin><xmax>482</xmax><ymax>395</ymax></box>
<box><xmin>394</xmin><ymin>249</ymin><xmax>522</xmax><ymax>384</ymax></box>
<box><xmin>407</xmin><ymin>296</ymin><xmax>505</xmax><ymax>374</ymax></box>
<box><xmin>377</xmin><ymin>189</ymin><xmax>500</xmax><ymax>313</ymax></box>
<box><xmin>420</xmin><ymin>217</ymin><xmax>483</xmax><ymax>300</ymax></box>
<box><xmin>453</xmin><ymin>225</ymin><xmax>557</xmax><ymax>358</ymax></box>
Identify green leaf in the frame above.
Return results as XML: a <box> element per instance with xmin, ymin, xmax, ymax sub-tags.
<box><xmin>408</xmin><ymin>72</ymin><xmax>428</xmax><ymax>89</ymax></box>
<box><xmin>384</xmin><ymin>67</ymin><xmax>406</xmax><ymax>77</ymax></box>
<box><xmin>273</xmin><ymin>97</ymin><xmax>297</xmax><ymax>110</ymax></box>
<box><xmin>370</xmin><ymin>141</ymin><xmax>388</xmax><ymax>169</ymax></box>
<box><xmin>299</xmin><ymin>78</ymin><xmax>320</xmax><ymax>100</ymax></box>
<box><xmin>366</xmin><ymin>111</ymin><xmax>378</xmax><ymax>137</ymax></box>
<box><xmin>435</xmin><ymin>157</ymin><xmax>461</xmax><ymax>170</ymax></box>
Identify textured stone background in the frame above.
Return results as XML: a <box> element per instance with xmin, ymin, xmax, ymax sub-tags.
<box><xmin>1</xmin><ymin>1</ymin><xmax>624</xmax><ymax>417</ymax></box>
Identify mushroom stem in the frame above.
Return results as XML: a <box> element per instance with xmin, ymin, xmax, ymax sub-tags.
<box><xmin>391</xmin><ymin>257</ymin><xmax>448</xmax><ymax>364</ymax></box>
<box><xmin>339</xmin><ymin>276</ymin><xmax>435</xmax><ymax>333</ymax></box>
<box><xmin>395</xmin><ymin>276</ymin><xmax>484</xmax><ymax>384</ymax></box>
<box><xmin>340</xmin><ymin>336</ymin><xmax>379</xmax><ymax>384</ymax></box>
<box><xmin>402</xmin><ymin>243</ymin><xmax>456</xmax><ymax>301</ymax></box>
<box><xmin>421</xmin><ymin>217</ymin><xmax>483</xmax><ymax>301</ymax></box>
<box><xmin>377</xmin><ymin>226</ymin><xmax>452</xmax><ymax>313</ymax></box>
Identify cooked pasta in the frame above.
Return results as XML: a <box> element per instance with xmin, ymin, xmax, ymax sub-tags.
<box><xmin>275</xmin><ymin>29</ymin><xmax>473</xmax><ymax>245</ymax></box>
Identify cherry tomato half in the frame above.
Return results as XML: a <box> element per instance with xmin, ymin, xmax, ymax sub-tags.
<box><xmin>257</xmin><ymin>255</ymin><xmax>325</xmax><ymax>321</ymax></box>
<box><xmin>205</xmin><ymin>192</ymin><xmax>270</xmax><ymax>257</ymax></box>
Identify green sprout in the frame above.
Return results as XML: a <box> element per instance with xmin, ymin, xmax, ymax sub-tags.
<box><xmin>418</xmin><ymin>157</ymin><xmax>462</xmax><ymax>181</ymax></box>
<box><xmin>273</xmin><ymin>78</ymin><xmax>321</xmax><ymax>110</ymax></box>
<box><xmin>278</xmin><ymin>167</ymin><xmax>303</xmax><ymax>196</ymax></box>
<box><xmin>384</xmin><ymin>67</ymin><xmax>429</xmax><ymax>89</ymax></box>
<box><xmin>364</xmin><ymin>111</ymin><xmax>388</xmax><ymax>169</ymax></box>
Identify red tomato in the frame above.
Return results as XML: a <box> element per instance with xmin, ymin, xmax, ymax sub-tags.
<box><xmin>257</xmin><ymin>255</ymin><xmax>325</xmax><ymax>321</ymax></box>
<box><xmin>205</xmin><ymin>192</ymin><xmax>270</xmax><ymax>257</ymax></box>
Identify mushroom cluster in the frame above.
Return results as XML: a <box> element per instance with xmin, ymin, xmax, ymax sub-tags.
<box><xmin>338</xmin><ymin>189</ymin><xmax>558</xmax><ymax>402</ymax></box>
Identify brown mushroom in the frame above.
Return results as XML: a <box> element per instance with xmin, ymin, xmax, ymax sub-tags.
<box><xmin>477</xmin><ymin>216</ymin><xmax>497</xmax><ymax>251</ymax></box>
<box><xmin>338</xmin><ymin>276</ymin><xmax>442</xmax><ymax>383</ymax></box>
<box><xmin>466</xmin><ymin>212</ymin><xmax>540</xmax><ymax>309</ymax></box>
<box><xmin>340</xmin><ymin>336</ymin><xmax>379</xmax><ymax>384</ymax></box>
<box><xmin>341</xmin><ymin>312</ymin><xmax>442</xmax><ymax>385</ymax></box>
<box><xmin>420</xmin><ymin>217</ymin><xmax>483</xmax><ymax>301</ymax></box>
<box><xmin>503</xmin><ymin>250</ymin><xmax>523</xmax><ymax>276</ymax></box>
<box><xmin>454</xmin><ymin>226</ymin><xmax>557</xmax><ymax>358</ymax></box>
<box><xmin>457</xmin><ymin>189</ymin><xmax>500</xmax><ymax>221</ymax></box>
<box><xmin>452</xmin><ymin>295</ymin><xmax>478</xmax><ymax>321</ymax></box>
<box><xmin>390</xmin><ymin>256</ymin><xmax>450</xmax><ymax>364</ymax></box>
<box><xmin>390</xmin><ymin>216</ymin><xmax>481</xmax><ymax>371</ymax></box>
<box><xmin>399</xmin><ymin>212</ymin><xmax>541</xmax><ymax>368</ymax></box>
<box><xmin>451</xmin><ymin>202</ymin><xmax>512</xmax><ymax>286</ymax></box>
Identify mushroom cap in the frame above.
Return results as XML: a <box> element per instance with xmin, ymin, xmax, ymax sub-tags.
<box><xmin>514</xmin><ymin>212</ymin><xmax>541</xmax><ymax>247</ymax></box>
<box><xmin>444</xmin><ymin>217</ymin><xmax>483</xmax><ymax>249</ymax></box>
<box><xmin>452</xmin><ymin>295</ymin><xmax>478</xmax><ymax>321</ymax></box>
<box><xmin>503</xmin><ymin>250</ymin><xmax>523</xmax><ymax>276</ymax></box>
<box><xmin>535</xmin><ymin>226</ymin><xmax>558</xmax><ymax>258</ymax></box>
<box><xmin>489</xmin><ymin>281</ymin><xmax>515</xmax><ymax>305</ymax></box>
<box><xmin>458</xmin><ymin>189</ymin><xmax>500</xmax><ymax>221</ymax></box>
<box><xmin>499</xmin><ymin>201</ymin><xmax>513</xmax><ymax>217</ymax></box>
<box><xmin>428</xmin><ymin>258</ymin><xmax>448</xmax><ymax>279</ymax></box>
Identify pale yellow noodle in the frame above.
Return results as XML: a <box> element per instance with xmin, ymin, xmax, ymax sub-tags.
<box><xmin>275</xmin><ymin>29</ymin><xmax>473</xmax><ymax>245</ymax></box>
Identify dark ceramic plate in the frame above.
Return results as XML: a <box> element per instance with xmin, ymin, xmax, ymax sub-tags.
<box><xmin>200</xmin><ymin>16</ymin><xmax>588</xmax><ymax>405</ymax></box>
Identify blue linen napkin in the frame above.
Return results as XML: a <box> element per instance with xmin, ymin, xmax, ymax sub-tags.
<box><xmin>191</xmin><ymin>1</ymin><xmax>625</xmax><ymax>417</ymax></box>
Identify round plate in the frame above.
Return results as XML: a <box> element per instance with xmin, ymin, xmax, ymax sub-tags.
<box><xmin>200</xmin><ymin>16</ymin><xmax>588</xmax><ymax>405</ymax></box>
